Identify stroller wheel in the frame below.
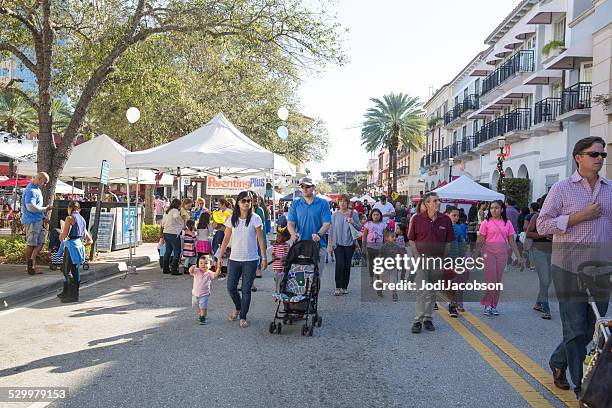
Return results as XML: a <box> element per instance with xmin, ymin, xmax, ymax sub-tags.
<box><xmin>269</xmin><ymin>322</ymin><xmax>276</xmax><ymax>334</ymax></box>
<box><xmin>276</xmin><ymin>322</ymin><xmax>282</xmax><ymax>334</ymax></box>
<box><xmin>82</xmin><ymin>263</ymin><xmax>90</xmax><ymax>271</ymax></box>
<box><xmin>316</xmin><ymin>315</ymin><xmax>322</xmax><ymax>327</ymax></box>
<box><xmin>301</xmin><ymin>324</ymin><xmax>308</xmax><ymax>336</ymax></box>
<box><xmin>308</xmin><ymin>325</ymin><xmax>314</xmax><ymax>336</ymax></box>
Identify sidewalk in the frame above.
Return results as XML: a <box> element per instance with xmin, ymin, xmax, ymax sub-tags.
<box><xmin>0</xmin><ymin>243</ymin><xmax>160</xmax><ymax>310</ymax></box>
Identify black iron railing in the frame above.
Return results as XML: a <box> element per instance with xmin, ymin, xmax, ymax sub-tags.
<box><xmin>534</xmin><ymin>97</ymin><xmax>562</xmax><ymax>125</ymax></box>
<box><xmin>443</xmin><ymin>111</ymin><xmax>453</xmax><ymax>125</ymax></box>
<box><xmin>561</xmin><ymin>82</ymin><xmax>592</xmax><ymax>114</ymax></box>
<box><xmin>463</xmin><ymin>94</ymin><xmax>480</xmax><ymax>112</ymax></box>
<box><xmin>506</xmin><ymin>108</ymin><xmax>531</xmax><ymax>132</ymax></box>
<box><xmin>481</xmin><ymin>50</ymin><xmax>535</xmax><ymax>96</ymax></box>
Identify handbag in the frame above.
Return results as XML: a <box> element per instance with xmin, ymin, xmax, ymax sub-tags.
<box><xmin>347</xmin><ymin>210</ymin><xmax>362</xmax><ymax>240</ymax></box>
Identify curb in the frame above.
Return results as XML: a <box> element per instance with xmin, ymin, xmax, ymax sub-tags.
<box><xmin>0</xmin><ymin>255</ymin><xmax>158</xmax><ymax>310</ymax></box>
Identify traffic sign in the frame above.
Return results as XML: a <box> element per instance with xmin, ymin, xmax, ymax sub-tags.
<box><xmin>100</xmin><ymin>160</ymin><xmax>111</xmax><ymax>185</ymax></box>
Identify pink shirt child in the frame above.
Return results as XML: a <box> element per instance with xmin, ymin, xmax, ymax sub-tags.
<box><xmin>190</xmin><ymin>268</ymin><xmax>216</xmax><ymax>297</ymax></box>
<box><xmin>478</xmin><ymin>218</ymin><xmax>515</xmax><ymax>254</ymax></box>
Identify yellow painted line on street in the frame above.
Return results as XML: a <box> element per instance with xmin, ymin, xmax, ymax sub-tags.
<box><xmin>460</xmin><ymin>311</ymin><xmax>576</xmax><ymax>407</ymax></box>
<box><xmin>436</xmin><ymin>309</ymin><xmax>553</xmax><ymax>407</ymax></box>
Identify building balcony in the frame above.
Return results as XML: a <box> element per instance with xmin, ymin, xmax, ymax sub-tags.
<box><xmin>480</xmin><ymin>50</ymin><xmax>535</xmax><ymax>104</ymax></box>
<box><xmin>504</xmin><ymin>108</ymin><xmax>531</xmax><ymax>141</ymax></box>
<box><xmin>557</xmin><ymin>82</ymin><xmax>591</xmax><ymax>122</ymax></box>
<box><xmin>443</xmin><ymin>111</ymin><xmax>454</xmax><ymax>126</ymax></box>
<box><xmin>444</xmin><ymin>95</ymin><xmax>480</xmax><ymax>130</ymax></box>
<box><xmin>532</xmin><ymin>97</ymin><xmax>562</xmax><ymax>135</ymax></box>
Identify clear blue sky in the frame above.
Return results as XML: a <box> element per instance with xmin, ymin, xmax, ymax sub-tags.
<box><xmin>299</xmin><ymin>0</ymin><xmax>519</xmax><ymax>180</ymax></box>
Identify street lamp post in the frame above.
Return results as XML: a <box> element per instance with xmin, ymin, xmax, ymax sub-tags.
<box><xmin>448</xmin><ymin>157</ymin><xmax>454</xmax><ymax>183</ymax></box>
<box><xmin>497</xmin><ymin>136</ymin><xmax>506</xmax><ymax>192</ymax></box>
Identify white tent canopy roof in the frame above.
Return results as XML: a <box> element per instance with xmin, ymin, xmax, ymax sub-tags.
<box><xmin>359</xmin><ymin>194</ymin><xmax>375</xmax><ymax>203</ymax></box>
<box><xmin>433</xmin><ymin>175</ymin><xmax>504</xmax><ymax>201</ymax></box>
<box><xmin>55</xmin><ymin>180</ymin><xmax>84</xmax><ymax>195</ymax></box>
<box><xmin>125</xmin><ymin>113</ymin><xmax>280</xmax><ymax>174</ymax></box>
<box><xmin>0</xmin><ymin>135</ymin><xmax>37</xmax><ymax>160</ymax></box>
<box><xmin>16</xmin><ymin>134</ymin><xmax>173</xmax><ymax>185</ymax></box>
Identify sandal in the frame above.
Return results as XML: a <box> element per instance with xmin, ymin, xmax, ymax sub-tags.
<box><xmin>541</xmin><ymin>313</ymin><xmax>552</xmax><ymax>320</ymax></box>
<box><xmin>334</xmin><ymin>289</ymin><xmax>342</xmax><ymax>296</ymax></box>
<box><xmin>239</xmin><ymin>319</ymin><xmax>249</xmax><ymax>328</ymax></box>
<box><xmin>229</xmin><ymin>310</ymin><xmax>240</xmax><ymax>321</ymax></box>
<box><xmin>533</xmin><ymin>303</ymin><xmax>544</xmax><ymax>313</ymax></box>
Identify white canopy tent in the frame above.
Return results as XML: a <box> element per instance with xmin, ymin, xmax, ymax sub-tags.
<box><xmin>56</xmin><ymin>180</ymin><xmax>84</xmax><ymax>195</ymax></box>
<box><xmin>125</xmin><ymin>113</ymin><xmax>280</xmax><ymax>176</ymax></box>
<box><xmin>433</xmin><ymin>175</ymin><xmax>504</xmax><ymax>201</ymax></box>
<box><xmin>16</xmin><ymin>134</ymin><xmax>174</xmax><ymax>185</ymax></box>
<box><xmin>359</xmin><ymin>194</ymin><xmax>375</xmax><ymax>203</ymax></box>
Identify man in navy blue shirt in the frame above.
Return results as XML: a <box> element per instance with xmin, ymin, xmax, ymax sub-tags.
<box><xmin>287</xmin><ymin>177</ymin><xmax>331</xmax><ymax>275</ymax></box>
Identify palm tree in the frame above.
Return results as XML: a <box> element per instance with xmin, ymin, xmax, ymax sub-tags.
<box><xmin>361</xmin><ymin>93</ymin><xmax>425</xmax><ymax>196</ymax></box>
<box><xmin>0</xmin><ymin>91</ymin><xmax>37</xmax><ymax>134</ymax></box>
<box><xmin>50</xmin><ymin>99</ymin><xmax>73</xmax><ymax>135</ymax></box>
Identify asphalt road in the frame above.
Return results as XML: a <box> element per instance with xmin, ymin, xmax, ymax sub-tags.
<box><xmin>0</xmin><ymin>258</ymin><xmax>591</xmax><ymax>408</ymax></box>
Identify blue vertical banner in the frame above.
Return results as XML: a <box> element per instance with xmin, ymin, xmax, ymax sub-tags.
<box><xmin>123</xmin><ymin>207</ymin><xmax>136</xmax><ymax>241</ymax></box>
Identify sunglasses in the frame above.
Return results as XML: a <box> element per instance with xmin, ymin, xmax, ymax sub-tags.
<box><xmin>240</xmin><ymin>198</ymin><xmax>252</xmax><ymax>204</ymax></box>
<box><xmin>301</xmin><ymin>185</ymin><xmax>314</xmax><ymax>189</ymax></box>
<box><xmin>578</xmin><ymin>151</ymin><xmax>607</xmax><ymax>159</ymax></box>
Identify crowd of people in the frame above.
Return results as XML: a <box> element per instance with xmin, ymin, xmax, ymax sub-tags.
<box><xmin>10</xmin><ymin>137</ymin><xmax>609</xmax><ymax>401</ymax></box>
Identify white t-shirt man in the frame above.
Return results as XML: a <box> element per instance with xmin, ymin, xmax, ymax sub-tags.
<box><xmin>224</xmin><ymin>213</ymin><xmax>263</xmax><ymax>262</ymax></box>
<box><xmin>374</xmin><ymin>200</ymin><xmax>395</xmax><ymax>226</ymax></box>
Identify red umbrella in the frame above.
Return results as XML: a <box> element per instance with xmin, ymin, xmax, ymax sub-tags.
<box><xmin>0</xmin><ymin>178</ymin><xmax>31</xmax><ymax>187</ymax></box>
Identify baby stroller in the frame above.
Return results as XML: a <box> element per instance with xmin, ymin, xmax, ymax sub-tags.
<box><xmin>577</xmin><ymin>260</ymin><xmax>612</xmax><ymax>408</ymax></box>
<box><xmin>48</xmin><ymin>228</ymin><xmax>63</xmax><ymax>270</ymax></box>
<box><xmin>270</xmin><ymin>241</ymin><xmax>322</xmax><ymax>336</ymax></box>
<box><xmin>351</xmin><ymin>244</ymin><xmax>364</xmax><ymax>267</ymax></box>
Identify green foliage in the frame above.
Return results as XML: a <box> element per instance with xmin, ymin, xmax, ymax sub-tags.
<box><xmin>361</xmin><ymin>93</ymin><xmax>426</xmax><ymax>153</ymax></box>
<box><xmin>142</xmin><ymin>224</ymin><xmax>161</xmax><ymax>243</ymax></box>
<box><xmin>0</xmin><ymin>235</ymin><xmax>49</xmax><ymax>263</ymax></box>
<box><xmin>542</xmin><ymin>40</ymin><xmax>565</xmax><ymax>56</ymax></box>
<box><xmin>0</xmin><ymin>91</ymin><xmax>37</xmax><ymax>133</ymax></box>
<box><xmin>502</xmin><ymin>178</ymin><xmax>531</xmax><ymax>209</ymax></box>
<box><xmin>427</xmin><ymin>116</ymin><xmax>441</xmax><ymax>130</ymax></box>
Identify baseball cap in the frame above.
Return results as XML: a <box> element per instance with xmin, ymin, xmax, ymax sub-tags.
<box><xmin>300</xmin><ymin>177</ymin><xmax>315</xmax><ymax>187</ymax></box>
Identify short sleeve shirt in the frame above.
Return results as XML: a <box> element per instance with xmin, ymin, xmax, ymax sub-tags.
<box><xmin>287</xmin><ymin>197</ymin><xmax>331</xmax><ymax>248</ymax></box>
<box><xmin>225</xmin><ymin>213</ymin><xmax>263</xmax><ymax>261</ymax></box>
<box><xmin>373</xmin><ymin>201</ymin><xmax>395</xmax><ymax>224</ymax></box>
<box><xmin>479</xmin><ymin>218</ymin><xmax>515</xmax><ymax>254</ymax></box>
<box><xmin>407</xmin><ymin>212</ymin><xmax>455</xmax><ymax>257</ymax></box>
<box><xmin>21</xmin><ymin>183</ymin><xmax>44</xmax><ymax>224</ymax></box>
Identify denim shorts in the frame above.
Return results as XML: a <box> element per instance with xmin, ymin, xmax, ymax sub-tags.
<box><xmin>192</xmin><ymin>295</ymin><xmax>210</xmax><ymax>309</ymax></box>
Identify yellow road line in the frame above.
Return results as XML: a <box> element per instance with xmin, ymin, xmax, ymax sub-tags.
<box><xmin>460</xmin><ymin>311</ymin><xmax>576</xmax><ymax>407</ymax></box>
<box><xmin>436</xmin><ymin>309</ymin><xmax>553</xmax><ymax>407</ymax></box>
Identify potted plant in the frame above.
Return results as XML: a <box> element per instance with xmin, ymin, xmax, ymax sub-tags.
<box><xmin>541</xmin><ymin>40</ymin><xmax>565</xmax><ymax>61</ymax></box>
<box><xmin>593</xmin><ymin>93</ymin><xmax>612</xmax><ymax>115</ymax></box>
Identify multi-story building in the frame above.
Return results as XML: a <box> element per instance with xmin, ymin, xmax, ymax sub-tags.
<box><xmin>423</xmin><ymin>0</ymin><xmax>612</xmax><ymax>200</ymax></box>
<box><xmin>321</xmin><ymin>170</ymin><xmax>368</xmax><ymax>187</ymax></box>
<box><xmin>397</xmin><ymin>145</ymin><xmax>426</xmax><ymax>197</ymax></box>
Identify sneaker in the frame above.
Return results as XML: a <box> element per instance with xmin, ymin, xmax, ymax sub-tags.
<box><xmin>423</xmin><ymin>320</ymin><xmax>435</xmax><ymax>331</ymax></box>
<box><xmin>433</xmin><ymin>302</ymin><xmax>439</xmax><ymax>310</ymax></box>
<box><xmin>198</xmin><ymin>316</ymin><xmax>206</xmax><ymax>325</ymax></box>
<box><xmin>483</xmin><ymin>306</ymin><xmax>492</xmax><ymax>316</ymax></box>
<box><xmin>490</xmin><ymin>307</ymin><xmax>499</xmax><ymax>316</ymax></box>
<box><xmin>457</xmin><ymin>304</ymin><xmax>465</xmax><ymax>312</ymax></box>
<box><xmin>411</xmin><ymin>322</ymin><xmax>422</xmax><ymax>333</ymax></box>
<box><xmin>448</xmin><ymin>304</ymin><xmax>458</xmax><ymax>318</ymax></box>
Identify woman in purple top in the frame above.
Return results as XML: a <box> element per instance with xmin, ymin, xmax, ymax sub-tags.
<box><xmin>361</xmin><ymin>208</ymin><xmax>385</xmax><ymax>285</ymax></box>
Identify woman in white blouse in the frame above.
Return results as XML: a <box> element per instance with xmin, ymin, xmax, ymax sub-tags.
<box><xmin>160</xmin><ymin>198</ymin><xmax>184</xmax><ymax>275</ymax></box>
<box><xmin>217</xmin><ymin>191</ymin><xmax>267</xmax><ymax>328</ymax></box>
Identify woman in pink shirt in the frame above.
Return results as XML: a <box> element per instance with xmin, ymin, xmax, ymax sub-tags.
<box><xmin>473</xmin><ymin>200</ymin><xmax>523</xmax><ymax>316</ymax></box>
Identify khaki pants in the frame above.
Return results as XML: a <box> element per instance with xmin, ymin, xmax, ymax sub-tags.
<box><xmin>414</xmin><ymin>267</ymin><xmax>442</xmax><ymax>323</ymax></box>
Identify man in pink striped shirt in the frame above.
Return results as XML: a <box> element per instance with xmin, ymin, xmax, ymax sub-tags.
<box><xmin>537</xmin><ymin>136</ymin><xmax>611</xmax><ymax>398</ymax></box>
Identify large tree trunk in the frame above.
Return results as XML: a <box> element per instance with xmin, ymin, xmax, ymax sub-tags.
<box><xmin>144</xmin><ymin>184</ymin><xmax>154</xmax><ymax>224</ymax></box>
<box><xmin>388</xmin><ymin>129</ymin><xmax>399</xmax><ymax>199</ymax></box>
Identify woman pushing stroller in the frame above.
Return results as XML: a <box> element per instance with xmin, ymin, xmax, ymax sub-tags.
<box><xmin>56</xmin><ymin>201</ymin><xmax>92</xmax><ymax>303</ymax></box>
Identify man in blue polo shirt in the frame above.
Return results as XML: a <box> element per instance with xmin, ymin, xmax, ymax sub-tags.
<box><xmin>22</xmin><ymin>172</ymin><xmax>52</xmax><ymax>275</ymax></box>
<box><xmin>287</xmin><ymin>177</ymin><xmax>331</xmax><ymax>275</ymax></box>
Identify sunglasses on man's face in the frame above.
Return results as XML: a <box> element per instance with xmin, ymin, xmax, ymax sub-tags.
<box><xmin>301</xmin><ymin>185</ymin><xmax>314</xmax><ymax>189</ymax></box>
<box><xmin>578</xmin><ymin>151</ymin><xmax>607</xmax><ymax>159</ymax></box>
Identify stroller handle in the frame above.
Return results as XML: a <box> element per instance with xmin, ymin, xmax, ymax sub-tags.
<box><xmin>577</xmin><ymin>261</ymin><xmax>612</xmax><ymax>272</ymax></box>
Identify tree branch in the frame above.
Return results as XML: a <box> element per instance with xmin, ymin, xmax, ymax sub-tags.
<box><xmin>0</xmin><ymin>5</ymin><xmax>41</xmax><ymax>39</ymax></box>
<box><xmin>3</xmin><ymin>81</ymin><xmax>39</xmax><ymax>110</ymax></box>
<box><xmin>0</xmin><ymin>42</ymin><xmax>38</xmax><ymax>76</ymax></box>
